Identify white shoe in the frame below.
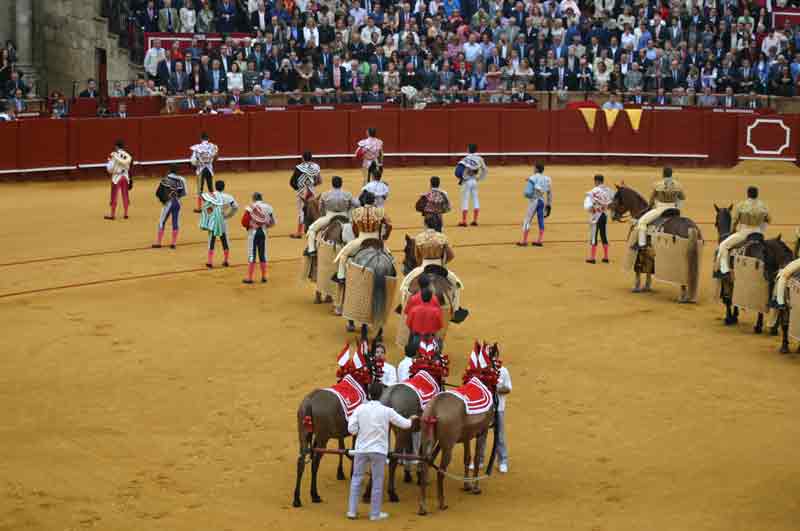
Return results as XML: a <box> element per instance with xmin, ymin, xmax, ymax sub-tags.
<box><xmin>498</xmin><ymin>463</ymin><xmax>508</xmax><ymax>474</ymax></box>
<box><xmin>346</xmin><ymin>512</ymin><xmax>358</xmax><ymax>520</ymax></box>
<box><xmin>369</xmin><ymin>512</ymin><xmax>389</xmax><ymax>521</ymax></box>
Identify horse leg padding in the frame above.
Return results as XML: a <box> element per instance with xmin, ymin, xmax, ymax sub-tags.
<box><xmin>732</xmin><ymin>255</ymin><xmax>771</xmax><ymax>314</ymax></box>
<box><xmin>342</xmin><ymin>261</ymin><xmax>398</xmax><ymax>328</ymax></box>
<box><xmin>651</xmin><ymin>232</ymin><xmax>703</xmax><ymax>291</ymax></box>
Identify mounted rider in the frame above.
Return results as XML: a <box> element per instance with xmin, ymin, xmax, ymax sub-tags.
<box><xmin>714</xmin><ymin>186</ymin><xmax>771</xmax><ymax>279</ymax></box>
<box><xmin>290</xmin><ymin>151</ymin><xmax>322</xmax><ymax>239</ymax></box>
<box><xmin>633</xmin><ymin>167</ymin><xmax>685</xmax><ymax>249</ymax></box>
<box><xmin>333</xmin><ymin>191</ymin><xmax>392</xmax><ymax>283</ymax></box>
<box><xmin>399</xmin><ymin>213</ymin><xmax>465</xmax><ymax>318</ymax></box>
<box><xmin>772</xmin><ymin>227</ymin><xmax>800</xmax><ymax>310</ymax></box>
<box><xmin>305</xmin><ymin>175</ymin><xmax>360</xmax><ymax>256</ymax></box>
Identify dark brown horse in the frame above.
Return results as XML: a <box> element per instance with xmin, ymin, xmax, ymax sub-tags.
<box><xmin>418</xmin><ymin>343</ymin><xmax>501</xmax><ymax>516</ymax></box>
<box><xmin>713</xmin><ymin>204</ymin><xmax>794</xmax><ymax>335</ymax></box>
<box><xmin>610</xmin><ymin>185</ymin><xmax>702</xmax><ymax>302</ymax></box>
<box><xmin>292</xmin><ymin>333</ymin><xmax>383</xmax><ymax>508</ymax></box>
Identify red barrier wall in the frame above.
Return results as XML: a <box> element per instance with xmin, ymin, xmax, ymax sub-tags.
<box><xmin>1</xmin><ymin>109</ymin><xmax>797</xmax><ymax>178</ymax></box>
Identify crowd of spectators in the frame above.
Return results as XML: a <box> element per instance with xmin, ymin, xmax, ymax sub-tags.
<box><xmin>129</xmin><ymin>0</ymin><xmax>800</xmax><ymax>108</ymax></box>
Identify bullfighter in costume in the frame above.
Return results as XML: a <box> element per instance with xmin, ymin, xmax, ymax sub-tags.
<box><xmin>199</xmin><ymin>180</ymin><xmax>239</xmax><ymax>268</ymax></box>
<box><xmin>152</xmin><ymin>164</ymin><xmax>187</xmax><ymax>249</ymax></box>
<box><xmin>455</xmin><ymin>144</ymin><xmax>488</xmax><ymax>227</ymax></box>
<box><xmin>190</xmin><ymin>132</ymin><xmax>219</xmax><ymax>213</ymax></box>
<box><xmin>773</xmin><ymin>228</ymin><xmax>800</xmax><ymax>309</ymax></box>
<box><xmin>240</xmin><ymin>192</ymin><xmax>276</xmax><ymax>284</ymax></box>
<box><xmin>415</xmin><ymin>176</ymin><xmax>451</xmax><ymax>224</ymax></box>
<box><xmin>633</xmin><ymin>167</ymin><xmax>685</xmax><ymax>250</ymax></box>
<box><xmin>584</xmin><ymin>174</ymin><xmax>614</xmax><ymax>263</ymax></box>
<box><xmin>714</xmin><ymin>186</ymin><xmax>771</xmax><ymax>279</ymax></box>
<box><xmin>104</xmin><ymin>140</ymin><xmax>133</xmax><ymax>220</ymax></box>
<box><xmin>305</xmin><ymin>175</ymin><xmax>360</xmax><ymax>256</ymax></box>
<box><xmin>333</xmin><ymin>191</ymin><xmax>392</xmax><ymax>283</ymax></box>
<box><xmin>360</xmin><ymin>162</ymin><xmax>389</xmax><ymax>208</ymax></box>
<box><xmin>399</xmin><ymin>213</ymin><xmax>465</xmax><ymax>316</ymax></box>
<box><xmin>518</xmin><ymin>163</ymin><xmax>552</xmax><ymax>247</ymax></box>
<box><xmin>355</xmin><ymin>127</ymin><xmax>383</xmax><ymax>185</ymax></box>
<box><xmin>289</xmin><ymin>151</ymin><xmax>322</xmax><ymax>239</ymax></box>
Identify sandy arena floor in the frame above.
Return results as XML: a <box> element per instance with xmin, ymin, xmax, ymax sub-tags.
<box><xmin>1</xmin><ymin>162</ymin><xmax>800</xmax><ymax>531</ymax></box>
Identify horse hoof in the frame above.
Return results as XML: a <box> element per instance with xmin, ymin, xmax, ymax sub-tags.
<box><xmin>292</xmin><ymin>499</ymin><xmax>302</xmax><ymax>508</ymax></box>
<box><xmin>324</xmin><ymin>296</ymin><xmax>333</xmax><ymax>303</ymax></box>
<box><xmin>314</xmin><ymin>293</ymin><xmax>323</xmax><ymax>304</ymax></box>
<box><xmin>780</xmin><ymin>345</ymin><xmax>790</xmax><ymax>354</ymax></box>
<box><xmin>462</xmin><ymin>484</ymin><xmax>473</xmax><ymax>492</ymax></box>
<box><xmin>418</xmin><ymin>509</ymin><xmax>427</xmax><ymax>516</ymax></box>
<box><xmin>311</xmin><ymin>495</ymin><xmax>322</xmax><ymax>504</ymax></box>
<box><xmin>346</xmin><ymin>323</ymin><xmax>356</xmax><ymax>333</ymax></box>
<box><xmin>389</xmin><ymin>492</ymin><xmax>399</xmax><ymax>503</ymax></box>
<box><xmin>403</xmin><ymin>471</ymin><xmax>413</xmax><ymax>484</ymax></box>
<box><xmin>472</xmin><ymin>488</ymin><xmax>482</xmax><ymax>495</ymax></box>
<box><xmin>724</xmin><ymin>318</ymin><xmax>736</xmax><ymax>326</ymax></box>
<box><xmin>362</xmin><ymin>495</ymin><xmax>370</xmax><ymax>504</ymax></box>
<box><xmin>754</xmin><ymin>326</ymin><xmax>763</xmax><ymax>334</ymax></box>
<box><xmin>632</xmin><ymin>288</ymin><xmax>642</xmax><ymax>293</ymax></box>
<box><xmin>336</xmin><ymin>471</ymin><xmax>345</xmax><ymax>481</ymax></box>
<box><xmin>439</xmin><ymin>504</ymin><xmax>449</xmax><ymax>511</ymax></box>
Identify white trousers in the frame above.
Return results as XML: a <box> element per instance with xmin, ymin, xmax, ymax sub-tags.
<box><xmin>775</xmin><ymin>258</ymin><xmax>800</xmax><ymax>305</ymax></box>
<box><xmin>635</xmin><ymin>203</ymin><xmax>676</xmax><ymax>247</ymax></box>
<box><xmin>716</xmin><ymin>227</ymin><xmax>761</xmax><ymax>274</ymax></box>
<box><xmin>296</xmin><ymin>196</ymin><xmax>305</xmax><ymax>225</ymax></box>
<box><xmin>460</xmin><ymin>179</ymin><xmax>479</xmax><ymax>211</ymax></box>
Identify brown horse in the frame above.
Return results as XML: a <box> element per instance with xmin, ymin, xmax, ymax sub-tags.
<box><xmin>418</xmin><ymin>343</ymin><xmax>501</xmax><ymax>516</ymax></box>
<box><xmin>712</xmin><ymin>205</ymin><xmax>794</xmax><ymax>334</ymax></box>
<box><xmin>609</xmin><ymin>185</ymin><xmax>702</xmax><ymax>302</ymax></box>
<box><xmin>400</xmin><ymin>234</ymin><xmax>468</xmax><ymax>324</ymax></box>
<box><xmin>292</xmin><ymin>333</ymin><xmax>382</xmax><ymax>508</ymax></box>
<box><xmin>379</xmin><ymin>337</ymin><xmax>449</xmax><ymax>503</ymax></box>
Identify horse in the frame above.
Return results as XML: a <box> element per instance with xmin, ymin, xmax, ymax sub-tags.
<box><xmin>292</xmin><ymin>332</ymin><xmax>382</xmax><ymax>508</ymax></box>
<box><xmin>713</xmin><ymin>204</ymin><xmax>794</xmax><ymax>334</ymax></box>
<box><xmin>303</xmin><ymin>212</ymin><xmax>351</xmax><ymax>305</ymax></box>
<box><xmin>340</xmin><ymin>244</ymin><xmax>397</xmax><ymax>335</ymax></box>
<box><xmin>609</xmin><ymin>185</ymin><xmax>702</xmax><ymax>303</ymax></box>
<box><xmin>417</xmin><ymin>343</ymin><xmax>501</xmax><ymax>516</ymax></box>
<box><xmin>378</xmin><ymin>338</ymin><xmax>449</xmax><ymax>503</ymax></box>
<box><xmin>398</xmin><ymin>234</ymin><xmax>469</xmax><ymax>329</ymax></box>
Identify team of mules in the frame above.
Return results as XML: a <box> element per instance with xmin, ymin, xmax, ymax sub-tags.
<box><xmin>713</xmin><ymin>205</ymin><xmax>799</xmax><ymax>353</ymax></box>
<box><xmin>609</xmin><ymin>185</ymin><xmax>702</xmax><ymax>303</ymax></box>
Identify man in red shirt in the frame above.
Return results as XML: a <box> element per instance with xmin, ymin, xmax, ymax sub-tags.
<box><xmin>403</xmin><ymin>275</ymin><xmax>441</xmax><ymax>317</ymax></box>
<box><xmin>406</xmin><ymin>288</ymin><xmax>443</xmax><ymax>339</ymax></box>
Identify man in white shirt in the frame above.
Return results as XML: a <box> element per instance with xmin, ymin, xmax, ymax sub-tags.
<box><xmin>376</xmin><ymin>344</ymin><xmax>397</xmax><ymax>386</ymax></box>
<box><xmin>475</xmin><ymin>364</ymin><xmax>512</xmax><ymax>473</ymax></box>
<box><xmin>144</xmin><ymin>39</ymin><xmax>166</xmax><ymax>79</ymax></box>
<box><xmin>347</xmin><ymin>382</ymin><xmax>416</xmax><ymax>521</ymax></box>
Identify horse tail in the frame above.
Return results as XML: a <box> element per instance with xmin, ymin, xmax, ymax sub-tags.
<box><xmin>371</xmin><ymin>252</ymin><xmax>393</xmax><ymax>323</ymax></box>
<box><xmin>298</xmin><ymin>400</ymin><xmax>314</xmax><ymax>455</ymax></box>
<box><xmin>687</xmin><ymin>226</ymin><xmax>700</xmax><ymax>302</ymax></box>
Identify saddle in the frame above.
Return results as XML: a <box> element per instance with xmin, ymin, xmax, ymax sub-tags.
<box><xmin>732</xmin><ymin>234</ymin><xmax>773</xmax><ymax>282</ymax></box>
<box><xmin>647</xmin><ymin>208</ymin><xmax>681</xmax><ymax>231</ymax></box>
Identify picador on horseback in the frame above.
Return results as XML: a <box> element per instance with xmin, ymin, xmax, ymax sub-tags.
<box><xmin>633</xmin><ymin>167</ymin><xmax>686</xmax><ymax>251</ymax></box>
<box><xmin>304</xmin><ymin>176</ymin><xmax>359</xmax><ymax>258</ymax></box>
<box><xmin>713</xmin><ymin>186</ymin><xmax>771</xmax><ymax>280</ymax></box>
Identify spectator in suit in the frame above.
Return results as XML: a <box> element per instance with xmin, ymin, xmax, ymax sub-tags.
<box><xmin>738</xmin><ymin>59</ymin><xmax>756</xmax><ymax>94</ymax></box>
<box><xmin>552</xmin><ymin>57</ymin><xmax>574</xmax><ymax>91</ymax></box>
<box><xmin>197</xmin><ymin>0</ymin><xmax>216</xmax><ymax>33</ymax></box>
<box><xmin>697</xmin><ymin>86</ymin><xmax>718</xmax><ymax>107</ymax></box>
<box><xmin>138</xmin><ymin>0</ymin><xmax>159</xmax><ymax>33</ymax></box>
<box><xmin>419</xmin><ymin>58</ymin><xmax>438</xmax><ymax>89</ymax></box>
<box><xmin>156</xmin><ymin>50</ymin><xmax>175</xmax><ymax>88</ymax></box>
<box><xmin>330</xmin><ymin>55</ymin><xmax>348</xmax><ymax>94</ymax></box>
<box><xmin>6</xmin><ymin>70</ymin><xmax>28</xmax><ymax>98</ymax></box>
<box><xmin>217</xmin><ymin>0</ymin><xmax>237</xmax><ymax>33</ymax></box>
<box><xmin>624</xmin><ymin>62</ymin><xmax>644</xmax><ymax>91</ymax></box>
<box><xmin>109</xmin><ymin>81</ymin><xmax>126</xmax><ymax>97</ymax></box>
<box><xmin>158</xmin><ymin>0</ymin><xmax>180</xmax><ymax>32</ymax></box>
<box><xmin>169</xmin><ymin>61</ymin><xmax>189</xmax><ymax>94</ymax></box>
<box><xmin>350</xmin><ymin>85</ymin><xmax>366</xmax><ymax>103</ymax></box>
<box><xmin>79</xmin><ymin>78</ymin><xmax>99</xmax><ymax>98</ymax></box>
<box><xmin>363</xmin><ymin>63</ymin><xmax>383</xmax><ymax>90</ymax></box>
<box><xmin>181</xmin><ymin>89</ymin><xmax>201</xmax><ymax>111</ymax></box>
<box><xmin>144</xmin><ymin>39</ymin><xmax>165</xmax><ymax>80</ymax></box>
<box><xmin>743</xmin><ymin>91</ymin><xmax>762</xmax><ymax>109</ymax></box>
<box><xmin>251</xmin><ymin>0</ymin><xmax>269</xmax><ymax>33</ymax></box>
<box><xmin>9</xmin><ymin>88</ymin><xmax>26</xmax><ymax>113</ymax></box>
<box><xmin>627</xmin><ymin>86</ymin><xmax>646</xmax><ymax>105</ymax></box>
<box><xmin>247</xmin><ymin>86</ymin><xmax>268</xmax><ymax>106</ymax></box>
<box><xmin>401</xmin><ymin>61</ymin><xmax>422</xmax><ymax>89</ymax></box>
<box><xmin>131</xmin><ymin>76</ymin><xmax>149</xmax><ymax>97</ymax></box>
<box><xmin>243</xmin><ymin>61</ymin><xmax>261</xmax><ymax>92</ymax></box>
<box><xmin>180</xmin><ymin>2</ymin><xmax>197</xmax><ymax>33</ymax></box>
<box><xmin>652</xmin><ymin>87</ymin><xmax>668</xmax><ymax>104</ymax></box>
<box><xmin>720</xmin><ymin>86</ymin><xmax>737</xmax><ymax>108</ymax></box>
<box><xmin>366</xmin><ymin>84</ymin><xmax>385</xmax><ymax>102</ymax></box>
<box><xmin>114</xmin><ymin>102</ymin><xmax>129</xmax><ymax>119</ymax></box>
<box><xmin>206</xmin><ymin>59</ymin><xmax>228</xmax><ymax>93</ymax></box>
<box><xmin>438</xmin><ymin>61</ymin><xmax>455</xmax><ymax>88</ymax></box>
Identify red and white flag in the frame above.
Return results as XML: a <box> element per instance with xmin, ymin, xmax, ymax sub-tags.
<box><xmin>337</xmin><ymin>343</ymin><xmax>351</xmax><ymax>367</ymax></box>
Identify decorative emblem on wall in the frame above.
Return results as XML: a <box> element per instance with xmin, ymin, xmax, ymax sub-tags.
<box><xmin>745</xmin><ymin>118</ymin><xmax>791</xmax><ymax>156</ymax></box>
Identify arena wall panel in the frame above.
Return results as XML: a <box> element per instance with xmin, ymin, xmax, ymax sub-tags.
<box><xmin>603</xmin><ymin>110</ymin><xmax>652</xmax><ymax>156</ymax></box>
<box><xmin>499</xmin><ymin>110</ymin><xmax>550</xmax><ymax>154</ymax></box>
<box><xmin>201</xmin><ymin>115</ymin><xmax>249</xmax><ymax>158</ymax></box>
<box><xmin>249</xmin><ymin>111</ymin><xmax>299</xmax><ymax>157</ymax></box>
<box><xmin>708</xmin><ymin>113</ymin><xmax>739</xmax><ymax>166</ymax></box>
<box><xmin>139</xmin><ymin>115</ymin><xmax>203</xmax><ymax>163</ymax></box>
<box><xmin>349</xmin><ymin>111</ymin><xmax>399</xmax><ymax>154</ymax></box>
<box><xmin>736</xmin><ymin>114</ymin><xmax>798</xmax><ymax>162</ymax></box>
<box><xmin>549</xmin><ymin>109</ymin><xmax>602</xmax><ymax>155</ymax></box>
<box><xmin>398</xmin><ymin>111</ymin><xmax>450</xmax><ymax>153</ymax></box>
<box><xmin>448</xmin><ymin>109</ymin><xmax>502</xmax><ymax>154</ymax></box>
<box><xmin>75</xmin><ymin>118</ymin><xmax>142</xmax><ymax>166</ymax></box>
<box><xmin>0</xmin><ymin>123</ymin><xmax>19</xmax><ymax>170</ymax></box>
<box><xmin>649</xmin><ymin>111</ymin><xmax>707</xmax><ymax>156</ymax></box>
<box><xmin>299</xmin><ymin>111</ymin><xmax>350</xmax><ymax>155</ymax></box>
<box><xmin>17</xmin><ymin>119</ymin><xmax>70</xmax><ymax>169</ymax></box>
